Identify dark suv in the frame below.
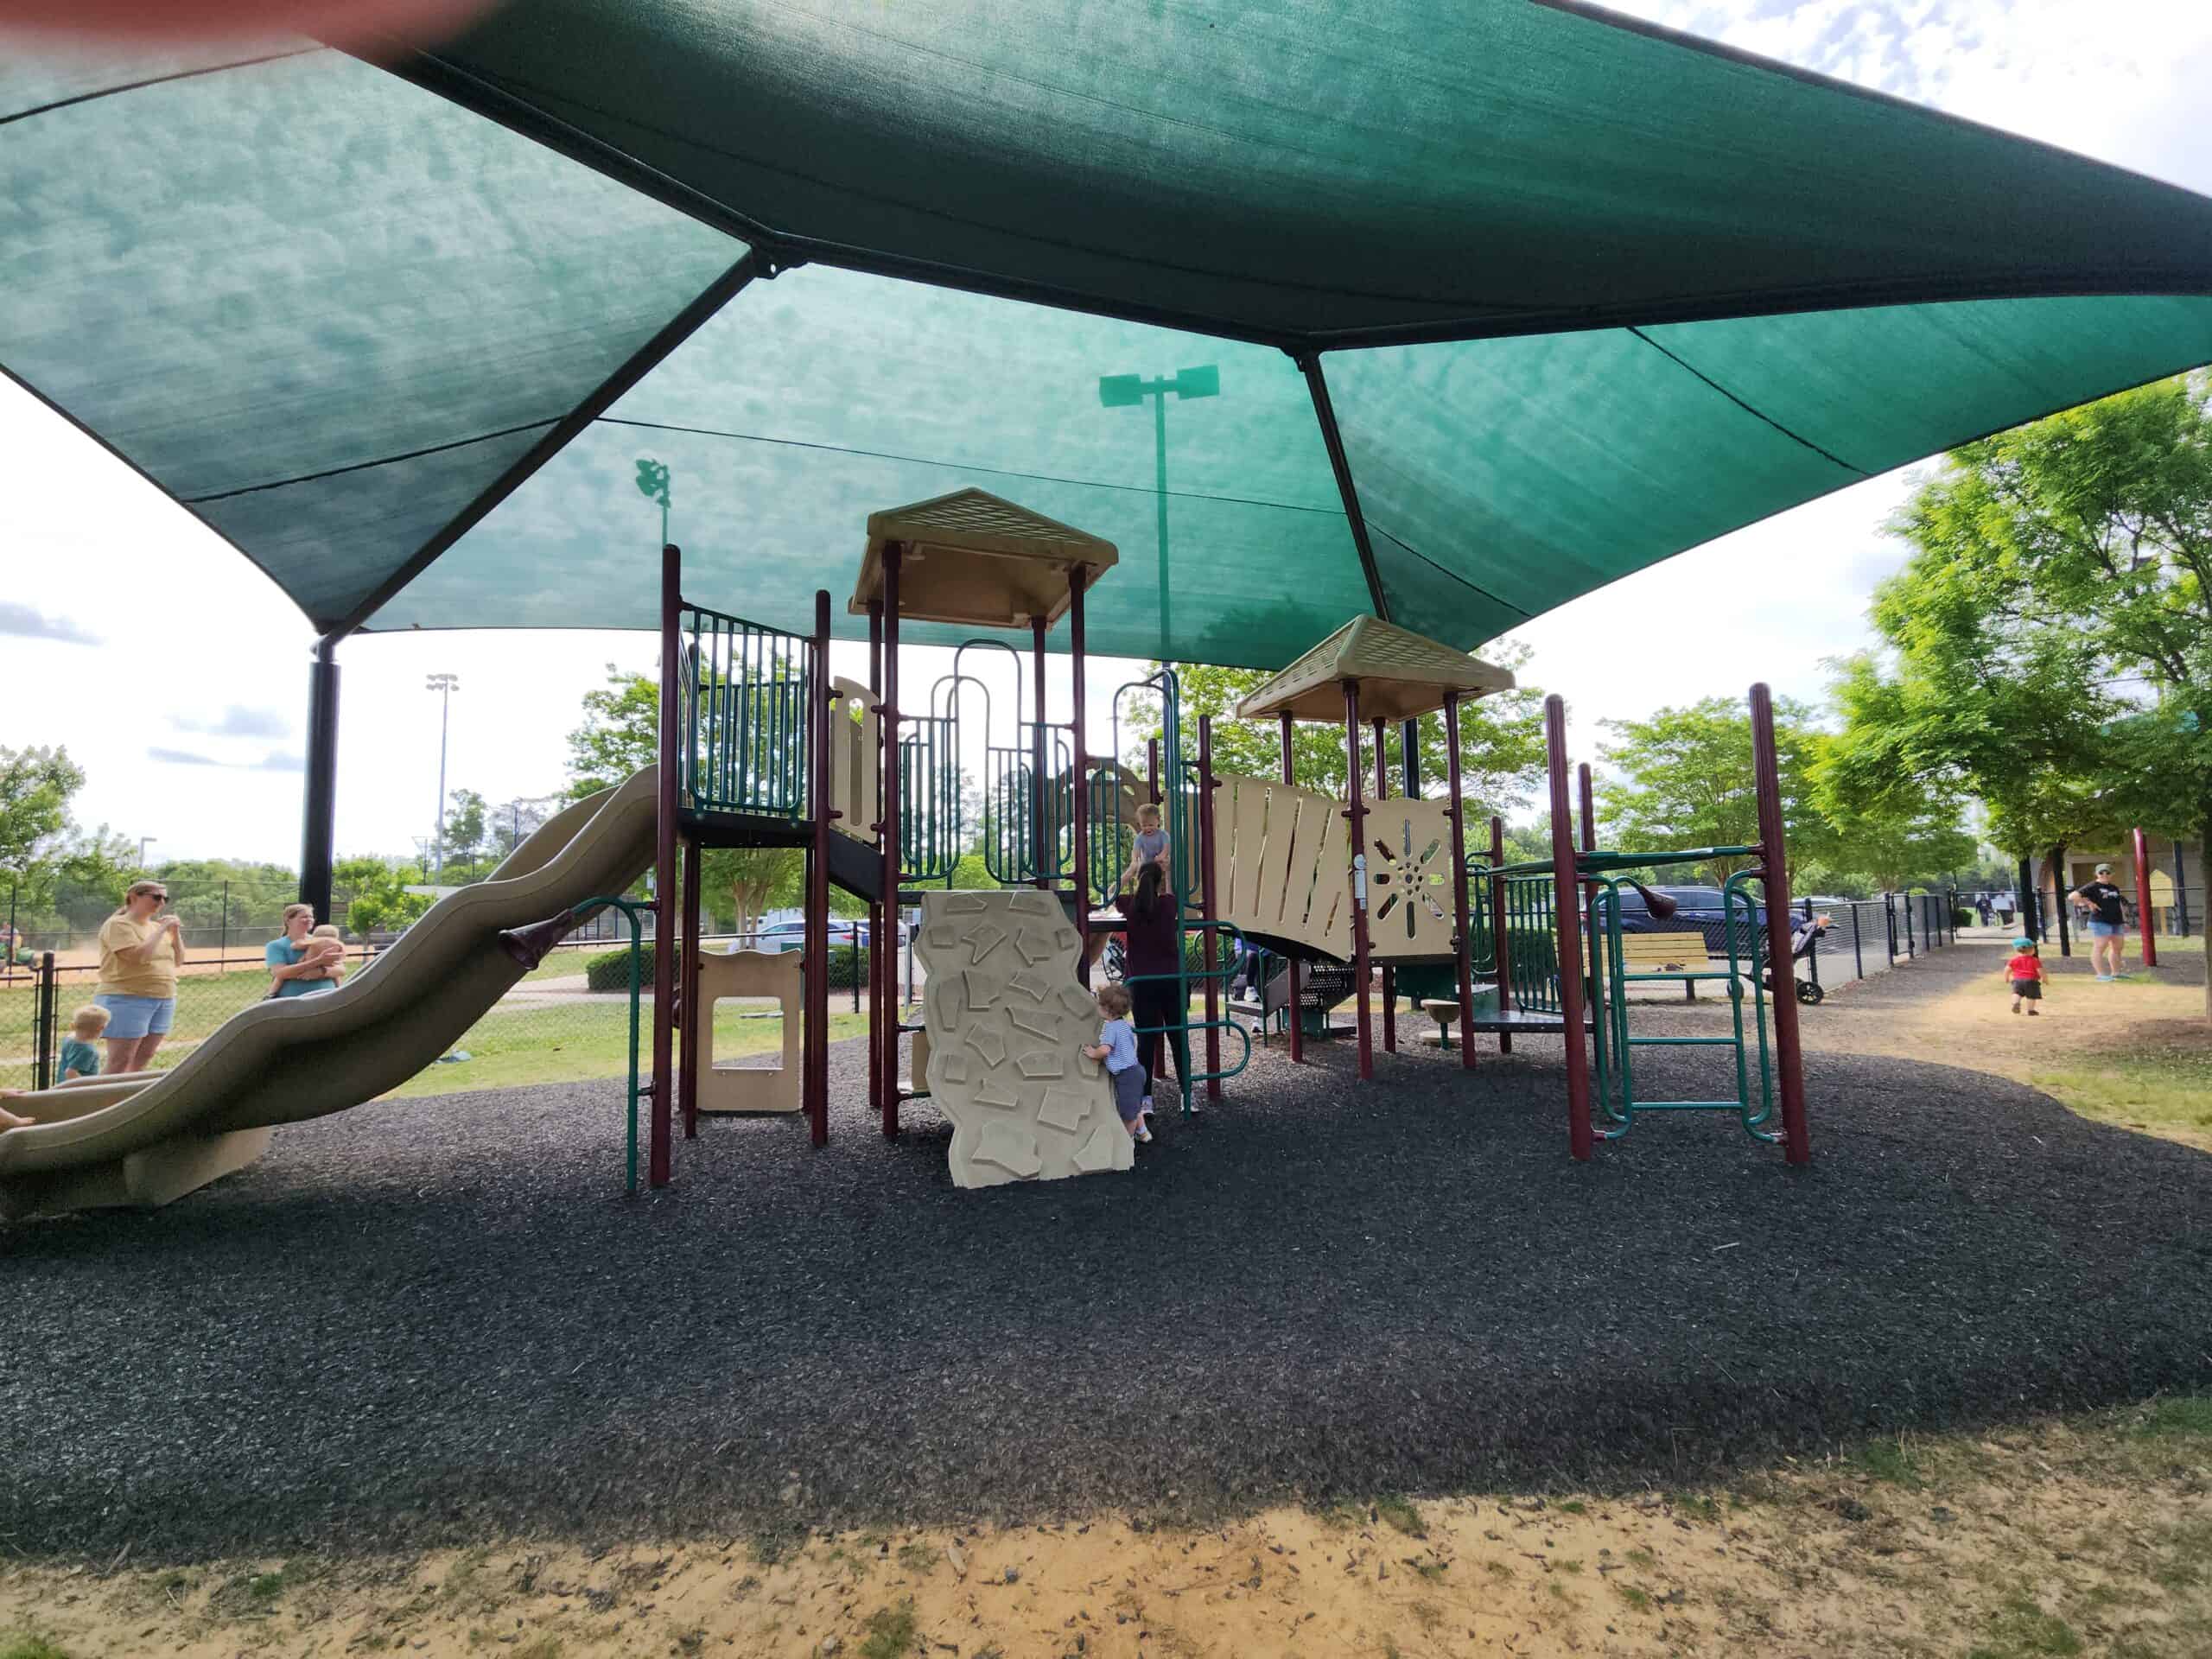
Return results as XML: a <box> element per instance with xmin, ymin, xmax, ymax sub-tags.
<box><xmin>1601</xmin><ymin>885</ymin><xmax>1768</xmax><ymax>956</ymax></box>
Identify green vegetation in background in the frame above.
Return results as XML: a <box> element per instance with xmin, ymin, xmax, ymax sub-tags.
<box><xmin>1135</xmin><ymin>646</ymin><xmax>1550</xmax><ymax>806</ymax></box>
<box><xmin>1826</xmin><ymin>374</ymin><xmax>2212</xmax><ymax>1020</ymax></box>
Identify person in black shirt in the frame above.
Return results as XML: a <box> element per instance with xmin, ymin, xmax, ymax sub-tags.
<box><xmin>1113</xmin><ymin>862</ymin><xmax>1189</xmax><ymax>1114</ymax></box>
<box><xmin>2068</xmin><ymin>861</ymin><xmax>2132</xmax><ymax>981</ymax></box>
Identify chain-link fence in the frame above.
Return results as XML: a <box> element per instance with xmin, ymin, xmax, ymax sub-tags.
<box><xmin>1</xmin><ymin>927</ymin><xmax>920</xmax><ymax>1101</ymax></box>
<box><xmin>0</xmin><ymin>875</ymin><xmax>380</xmax><ymax>973</ymax></box>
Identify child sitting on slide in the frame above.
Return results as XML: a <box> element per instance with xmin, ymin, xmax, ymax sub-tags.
<box><xmin>1082</xmin><ymin>982</ymin><xmax>1151</xmax><ymax>1143</ymax></box>
<box><xmin>0</xmin><ymin>1005</ymin><xmax>114</xmax><ymax>1127</ymax></box>
<box><xmin>60</xmin><ymin>1005</ymin><xmax>108</xmax><ymax>1080</ymax></box>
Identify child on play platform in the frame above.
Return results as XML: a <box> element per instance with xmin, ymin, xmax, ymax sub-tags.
<box><xmin>2005</xmin><ymin>936</ymin><xmax>2047</xmax><ymax>1015</ymax></box>
<box><xmin>1082</xmin><ymin>981</ymin><xmax>1151</xmax><ymax>1143</ymax></box>
<box><xmin>1122</xmin><ymin>801</ymin><xmax>1170</xmax><ymax>890</ymax></box>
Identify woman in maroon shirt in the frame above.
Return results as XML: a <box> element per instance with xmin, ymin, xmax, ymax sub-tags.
<box><xmin>1114</xmin><ymin>862</ymin><xmax>1188</xmax><ymax>1108</ymax></box>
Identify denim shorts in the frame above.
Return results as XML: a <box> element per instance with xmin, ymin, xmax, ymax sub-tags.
<box><xmin>92</xmin><ymin>992</ymin><xmax>175</xmax><ymax>1039</ymax></box>
<box><xmin>2087</xmin><ymin>919</ymin><xmax>2126</xmax><ymax>938</ymax></box>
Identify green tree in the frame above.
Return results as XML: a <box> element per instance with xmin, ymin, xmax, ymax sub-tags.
<box><xmin>335</xmin><ymin>855</ymin><xmax>434</xmax><ymax>938</ymax></box>
<box><xmin>567</xmin><ymin>665</ymin><xmax>661</xmax><ymax>795</ymax></box>
<box><xmin>442</xmin><ymin>788</ymin><xmax>488</xmax><ymax>875</ymax></box>
<box><xmin>1825</xmin><ymin>374</ymin><xmax>2212</xmax><ymax>1011</ymax></box>
<box><xmin>1595</xmin><ymin>696</ymin><xmax>1827</xmax><ymax>882</ymax></box>
<box><xmin>0</xmin><ymin>745</ymin><xmax>86</xmax><ymax>887</ymax></box>
<box><xmin>1132</xmin><ymin>639</ymin><xmax>1550</xmax><ymax>810</ymax></box>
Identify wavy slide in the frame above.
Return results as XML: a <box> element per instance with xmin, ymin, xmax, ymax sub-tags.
<box><xmin>0</xmin><ymin>768</ymin><xmax>658</xmax><ymax>1220</ymax></box>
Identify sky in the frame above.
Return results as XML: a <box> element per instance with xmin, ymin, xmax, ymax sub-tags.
<box><xmin>3</xmin><ymin>0</ymin><xmax>2211</xmax><ymax>868</ymax></box>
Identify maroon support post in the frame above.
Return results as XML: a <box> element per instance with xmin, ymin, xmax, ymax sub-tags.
<box><xmin>1372</xmin><ymin>715</ymin><xmax>1395</xmax><ymax>1055</ymax></box>
<box><xmin>679</xmin><ymin>830</ymin><xmax>701</xmax><ymax>1139</ymax></box>
<box><xmin>1344</xmin><ymin>681</ymin><xmax>1373</xmax><ymax>1081</ymax></box>
<box><xmin>1198</xmin><ymin>714</ymin><xmax>1222</xmax><ymax>1100</ymax></box>
<box><xmin>1069</xmin><ymin>567</ymin><xmax>1091</xmax><ymax>983</ymax></box>
<box><xmin>1749</xmin><ymin>683</ymin><xmax>1811</xmax><ymax>1168</ymax></box>
<box><xmin>1031</xmin><ymin>614</ymin><xmax>1051</xmax><ymax>888</ymax></box>
<box><xmin>866</xmin><ymin>599</ymin><xmax>883</xmax><ymax>1124</ymax></box>
<box><xmin>1280</xmin><ymin>711</ymin><xmax>1303</xmax><ymax>1065</ymax></box>
<box><xmin>1544</xmin><ymin>695</ymin><xmax>1593</xmax><ymax>1160</ymax></box>
<box><xmin>651</xmin><ymin>543</ymin><xmax>681</xmax><ymax>1187</ymax></box>
<box><xmin>808</xmin><ymin>588</ymin><xmax>833</xmax><ymax>1147</ymax></box>
<box><xmin>880</xmin><ymin>547</ymin><xmax>904</xmax><ymax>1138</ymax></box>
<box><xmin>1489</xmin><ymin>813</ymin><xmax>1513</xmax><ymax>1054</ymax></box>
<box><xmin>2133</xmin><ymin>826</ymin><xmax>2160</xmax><ymax>968</ymax></box>
<box><xmin>1443</xmin><ymin>695</ymin><xmax>1476</xmax><ymax>1070</ymax></box>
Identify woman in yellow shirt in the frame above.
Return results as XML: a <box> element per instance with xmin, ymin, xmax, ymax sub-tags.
<box><xmin>94</xmin><ymin>880</ymin><xmax>184</xmax><ymax>1074</ymax></box>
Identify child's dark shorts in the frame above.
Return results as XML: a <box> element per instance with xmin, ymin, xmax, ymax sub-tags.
<box><xmin>2012</xmin><ymin>977</ymin><xmax>2042</xmax><ymax>1001</ymax></box>
<box><xmin>1110</xmin><ymin>1065</ymin><xmax>1147</xmax><ymax>1123</ymax></box>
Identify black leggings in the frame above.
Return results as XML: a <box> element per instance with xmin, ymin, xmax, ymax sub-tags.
<box><xmin>1131</xmin><ymin>977</ymin><xmax>1189</xmax><ymax>1094</ymax></box>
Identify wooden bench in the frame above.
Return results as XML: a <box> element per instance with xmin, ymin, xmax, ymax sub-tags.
<box><xmin>1605</xmin><ymin>931</ymin><xmax>1713</xmax><ymax>1001</ymax></box>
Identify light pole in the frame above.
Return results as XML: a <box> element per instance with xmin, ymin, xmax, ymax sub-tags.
<box><xmin>425</xmin><ymin>672</ymin><xmax>460</xmax><ymax>876</ymax></box>
<box><xmin>136</xmin><ymin>836</ymin><xmax>156</xmax><ymax>872</ymax></box>
<box><xmin>1099</xmin><ymin>365</ymin><xmax>1218</xmax><ymax>658</ymax></box>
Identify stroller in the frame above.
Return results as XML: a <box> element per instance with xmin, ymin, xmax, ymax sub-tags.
<box><xmin>1757</xmin><ymin>912</ymin><xmax>1832</xmax><ymax>1006</ymax></box>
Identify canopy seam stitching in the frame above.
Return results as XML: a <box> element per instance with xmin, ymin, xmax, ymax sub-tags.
<box><xmin>181</xmin><ymin>419</ymin><xmax>560</xmax><ymax>504</ymax></box>
<box><xmin>0</xmin><ymin>46</ymin><xmax>324</xmax><ymax>127</ymax></box>
<box><xmin>594</xmin><ymin>416</ymin><xmax>1344</xmax><ymax>518</ymax></box>
<box><xmin>1367</xmin><ymin>525</ymin><xmax>1535</xmax><ymax>622</ymax></box>
<box><xmin>1625</xmin><ymin>327</ymin><xmax>1869</xmax><ymax>476</ymax></box>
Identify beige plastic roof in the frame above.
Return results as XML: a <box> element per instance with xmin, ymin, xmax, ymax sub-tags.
<box><xmin>849</xmin><ymin>488</ymin><xmax>1119</xmax><ymax>630</ymax></box>
<box><xmin>1235</xmin><ymin>615</ymin><xmax>1516</xmax><ymax>723</ymax></box>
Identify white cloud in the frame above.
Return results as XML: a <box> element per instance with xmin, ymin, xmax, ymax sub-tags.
<box><xmin>0</xmin><ymin>600</ymin><xmax>98</xmax><ymax>645</ymax></box>
<box><xmin>172</xmin><ymin>705</ymin><xmax>291</xmax><ymax>739</ymax></box>
<box><xmin>147</xmin><ymin>746</ymin><xmax>220</xmax><ymax>766</ymax></box>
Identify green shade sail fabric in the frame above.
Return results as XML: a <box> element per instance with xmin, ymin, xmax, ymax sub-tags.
<box><xmin>5</xmin><ymin>3</ymin><xmax>2212</xmax><ymax>666</ymax></box>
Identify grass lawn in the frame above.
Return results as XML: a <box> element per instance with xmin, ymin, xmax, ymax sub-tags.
<box><xmin>2028</xmin><ymin>936</ymin><xmax>2212</xmax><ymax>1144</ymax></box>
<box><xmin>378</xmin><ymin>1006</ymin><xmax>872</xmax><ymax>1099</ymax></box>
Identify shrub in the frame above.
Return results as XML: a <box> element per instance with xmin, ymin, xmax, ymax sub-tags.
<box><xmin>1954</xmin><ymin>906</ymin><xmax>1976</xmax><ymax>928</ymax></box>
<box><xmin>585</xmin><ymin>945</ymin><xmax>652</xmax><ymax>993</ymax></box>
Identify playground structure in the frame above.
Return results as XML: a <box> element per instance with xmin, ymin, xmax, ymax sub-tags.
<box><xmin>628</xmin><ymin>491</ymin><xmax>1809</xmax><ymax>1189</ymax></box>
<box><xmin>0</xmin><ymin>484</ymin><xmax>1808</xmax><ymax>1212</ymax></box>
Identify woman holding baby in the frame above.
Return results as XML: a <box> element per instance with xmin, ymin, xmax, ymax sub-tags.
<box><xmin>265</xmin><ymin>903</ymin><xmax>347</xmax><ymax>1001</ymax></box>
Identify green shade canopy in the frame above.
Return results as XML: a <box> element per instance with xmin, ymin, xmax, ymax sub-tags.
<box><xmin>6</xmin><ymin>1</ymin><xmax>2212</xmax><ymax>669</ymax></box>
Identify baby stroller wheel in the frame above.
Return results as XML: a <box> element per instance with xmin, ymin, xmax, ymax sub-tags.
<box><xmin>1796</xmin><ymin>979</ymin><xmax>1824</xmax><ymax>1007</ymax></box>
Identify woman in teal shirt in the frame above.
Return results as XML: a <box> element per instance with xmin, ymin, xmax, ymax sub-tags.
<box><xmin>266</xmin><ymin>905</ymin><xmax>345</xmax><ymax>997</ymax></box>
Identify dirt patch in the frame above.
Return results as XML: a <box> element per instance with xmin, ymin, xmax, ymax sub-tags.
<box><xmin>9</xmin><ymin>1400</ymin><xmax>2211</xmax><ymax>1657</ymax></box>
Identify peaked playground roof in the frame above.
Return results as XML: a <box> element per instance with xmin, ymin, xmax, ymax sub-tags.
<box><xmin>1237</xmin><ymin>617</ymin><xmax>1516</xmax><ymax>724</ymax></box>
<box><xmin>5</xmin><ymin>1</ymin><xmax>2212</xmax><ymax>670</ymax></box>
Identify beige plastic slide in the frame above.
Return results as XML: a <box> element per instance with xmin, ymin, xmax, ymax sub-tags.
<box><xmin>0</xmin><ymin>768</ymin><xmax>658</xmax><ymax>1220</ymax></box>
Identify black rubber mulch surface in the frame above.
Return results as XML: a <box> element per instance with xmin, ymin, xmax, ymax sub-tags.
<box><xmin>6</xmin><ymin>1014</ymin><xmax>2211</xmax><ymax>1560</ymax></box>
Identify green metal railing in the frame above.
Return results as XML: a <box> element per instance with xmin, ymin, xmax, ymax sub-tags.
<box><xmin>1123</xmin><ymin>916</ymin><xmax>1254</xmax><ymax>1118</ymax></box>
<box><xmin>680</xmin><ymin>604</ymin><xmax>812</xmax><ymax>819</ymax></box>
<box><xmin>1462</xmin><ymin>844</ymin><xmax>1780</xmax><ymax>1144</ymax></box>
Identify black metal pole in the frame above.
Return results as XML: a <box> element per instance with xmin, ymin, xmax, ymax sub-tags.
<box><xmin>298</xmin><ymin>629</ymin><xmax>346</xmax><ymax>918</ymax></box>
<box><xmin>1851</xmin><ymin>899</ymin><xmax>1864</xmax><ymax>979</ymax></box>
<box><xmin>2051</xmin><ymin>849</ymin><xmax>2073</xmax><ymax>957</ymax></box>
<box><xmin>2176</xmin><ymin>841</ymin><xmax>2192</xmax><ymax>938</ymax></box>
<box><xmin>2017</xmin><ymin>855</ymin><xmax>2037</xmax><ymax>941</ymax></box>
<box><xmin>1802</xmin><ymin>894</ymin><xmax>1819</xmax><ymax>988</ymax></box>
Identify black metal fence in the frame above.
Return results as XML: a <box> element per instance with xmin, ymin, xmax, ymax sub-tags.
<box><xmin>1790</xmin><ymin>890</ymin><xmax>1964</xmax><ymax>993</ymax></box>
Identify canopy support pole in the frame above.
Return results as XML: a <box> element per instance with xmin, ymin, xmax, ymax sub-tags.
<box><xmin>297</xmin><ymin>629</ymin><xmax>346</xmax><ymax>918</ymax></box>
<box><xmin>867</xmin><ymin>600</ymin><xmax>885</xmax><ymax>1122</ymax></box>
<box><xmin>1296</xmin><ymin>354</ymin><xmax>1392</xmax><ymax>623</ymax></box>
<box><xmin>1546</xmin><ymin>695</ymin><xmax>1593</xmax><ymax>1160</ymax></box>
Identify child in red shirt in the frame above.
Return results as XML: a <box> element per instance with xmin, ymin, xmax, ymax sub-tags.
<box><xmin>2005</xmin><ymin>937</ymin><xmax>2045</xmax><ymax>1015</ymax></box>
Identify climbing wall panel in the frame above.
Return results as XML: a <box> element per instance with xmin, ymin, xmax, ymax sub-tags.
<box><xmin>913</xmin><ymin>889</ymin><xmax>1132</xmax><ymax>1189</ymax></box>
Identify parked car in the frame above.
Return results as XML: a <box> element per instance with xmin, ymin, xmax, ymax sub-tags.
<box><xmin>751</xmin><ymin>918</ymin><xmax>902</xmax><ymax>952</ymax></box>
<box><xmin>1602</xmin><ymin>885</ymin><xmax>1769</xmax><ymax>955</ymax></box>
